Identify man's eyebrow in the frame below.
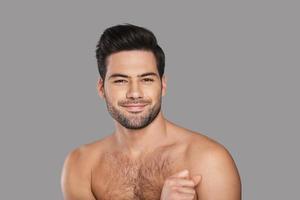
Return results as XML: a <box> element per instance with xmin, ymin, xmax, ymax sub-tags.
<box><xmin>108</xmin><ymin>72</ymin><xmax>159</xmax><ymax>80</ymax></box>
<box><xmin>138</xmin><ymin>72</ymin><xmax>159</xmax><ymax>78</ymax></box>
<box><xmin>108</xmin><ymin>73</ymin><xmax>129</xmax><ymax>79</ymax></box>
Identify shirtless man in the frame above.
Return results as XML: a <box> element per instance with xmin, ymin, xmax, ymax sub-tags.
<box><xmin>61</xmin><ymin>24</ymin><xmax>241</xmax><ymax>200</ymax></box>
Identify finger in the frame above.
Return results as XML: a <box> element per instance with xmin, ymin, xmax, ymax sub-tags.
<box><xmin>170</xmin><ymin>169</ymin><xmax>189</xmax><ymax>178</ymax></box>
<box><xmin>191</xmin><ymin>175</ymin><xmax>202</xmax><ymax>186</ymax></box>
<box><xmin>169</xmin><ymin>177</ymin><xmax>195</xmax><ymax>187</ymax></box>
<box><xmin>173</xmin><ymin>186</ymin><xmax>196</xmax><ymax>195</ymax></box>
<box><xmin>173</xmin><ymin>191</ymin><xmax>195</xmax><ymax>200</ymax></box>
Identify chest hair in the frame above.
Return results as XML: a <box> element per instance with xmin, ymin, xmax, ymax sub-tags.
<box><xmin>98</xmin><ymin>150</ymin><xmax>177</xmax><ymax>200</ymax></box>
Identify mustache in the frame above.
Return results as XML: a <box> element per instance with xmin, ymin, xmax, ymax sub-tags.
<box><xmin>119</xmin><ymin>100</ymin><xmax>151</xmax><ymax>106</ymax></box>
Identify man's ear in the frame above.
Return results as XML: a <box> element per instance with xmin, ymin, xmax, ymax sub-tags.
<box><xmin>97</xmin><ymin>78</ymin><xmax>105</xmax><ymax>99</ymax></box>
<box><xmin>161</xmin><ymin>75</ymin><xmax>167</xmax><ymax>97</ymax></box>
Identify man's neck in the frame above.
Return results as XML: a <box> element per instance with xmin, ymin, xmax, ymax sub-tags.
<box><xmin>113</xmin><ymin>112</ymin><xmax>171</xmax><ymax>158</ymax></box>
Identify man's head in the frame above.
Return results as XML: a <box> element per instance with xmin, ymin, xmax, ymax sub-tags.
<box><xmin>95</xmin><ymin>24</ymin><xmax>165</xmax><ymax>82</ymax></box>
<box><xmin>95</xmin><ymin>24</ymin><xmax>167</xmax><ymax>130</ymax></box>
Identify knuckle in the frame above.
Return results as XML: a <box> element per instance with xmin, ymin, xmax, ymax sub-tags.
<box><xmin>166</xmin><ymin>178</ymin><xmax>175</xmax><ymax>186</ymax></box>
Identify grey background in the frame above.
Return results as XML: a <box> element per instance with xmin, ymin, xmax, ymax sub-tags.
<box><xmin>0</xmin><ymin>0</ymin><xmax>299</xmax><ymax>199</ymax></box>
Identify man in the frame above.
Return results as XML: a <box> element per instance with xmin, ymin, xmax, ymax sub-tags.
<box><xmin>61</xmin><ymin>24</ymin><xmax>241</xmax><ymax>200</ymax></box>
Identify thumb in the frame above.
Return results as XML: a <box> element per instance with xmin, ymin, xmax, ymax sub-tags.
<box><xmin>171</xmin><ymin>169</ymin><xmax>189</xmax><ymax>178</ymax></box>
<box><xmin>191</xmin><ymin>175</ymin><xmax>202</xmax><ymax>186</ymax></box>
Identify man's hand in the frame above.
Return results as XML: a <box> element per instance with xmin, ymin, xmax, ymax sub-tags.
<box><xmin>160</xmin><ymin>169</ymin><xmax>201</xmax><ymax>200</ymax></box>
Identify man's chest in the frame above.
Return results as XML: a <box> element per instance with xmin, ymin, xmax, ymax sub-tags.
<box><xmin>91</xmin><ymin>149</ymin><xmax>186</xmax><ymax>200</ymax></box>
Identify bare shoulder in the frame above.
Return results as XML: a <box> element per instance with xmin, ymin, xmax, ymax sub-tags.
<box><xmin>184</xmin><ymin>130</ymin><xmax>241</xmax><ymax>199</ymax></box>
<box><xmin>63</xmin><ymin>134</ymin><xmax>113</xmax><ymax>167</ymax></box>
<box><xmin>186</xmin><ymin>131</ymin><xmax>231</xmax><ymax>163</ymax></box>
<box><xmin>60</xmin><ymin>135</ymin><xmax>113</xmax><ymax>200</ymax></box>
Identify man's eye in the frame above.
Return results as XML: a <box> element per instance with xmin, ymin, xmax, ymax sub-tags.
<box><xmin>114</xmin><ymin>80</ymin><xmax>127</xmax><ymax>83</ymax></box>
<box><xmin>143</xmin><ymin>78</ymin><xmax>154</xmax><ymax>82</ymax></box>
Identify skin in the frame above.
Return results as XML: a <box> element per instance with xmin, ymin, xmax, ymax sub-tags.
<box><xmin>61</xmin><ymin>50</ymin><xmax>241</xmax><ymax>200</ymax></box>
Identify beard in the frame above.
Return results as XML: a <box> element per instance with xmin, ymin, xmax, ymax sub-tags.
<box><xmin>104</xmin><ymin>95</ymin><xmax>162</xmax><ymax>130</ymax></box>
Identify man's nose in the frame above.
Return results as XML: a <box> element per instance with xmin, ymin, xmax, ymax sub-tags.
<box><xmin>126</xmin><ymin>81</ymin><xmax>143</xmax><ymax>99</ymax></box>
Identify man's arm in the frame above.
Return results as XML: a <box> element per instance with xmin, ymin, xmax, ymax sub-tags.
<box><xmin>61</xmin><ymin>148</ymin><xmax>96</xmax><ymax>200</ymax></box>
<box><xmin>194</xmin><ymin>145</ymin><xmax>241</xmax><ymax>200</ymax></box>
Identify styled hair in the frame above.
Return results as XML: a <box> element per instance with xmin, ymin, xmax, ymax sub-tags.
<box><xmin>95</xmin><ymin>24</ymin><xmax>165</xmax><ymax>81</ymax></box>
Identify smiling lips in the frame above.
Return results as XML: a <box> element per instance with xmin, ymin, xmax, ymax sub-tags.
<box><xmin>122</xmin><ymin>104</ymin><xmax>148</xmax><ymax>112</ymax></box>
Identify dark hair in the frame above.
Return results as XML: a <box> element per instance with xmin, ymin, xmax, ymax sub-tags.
<box><xmin>95</xmin><ymin>24</ymin><xmax>165</xmax><ymax>81</ymax></box>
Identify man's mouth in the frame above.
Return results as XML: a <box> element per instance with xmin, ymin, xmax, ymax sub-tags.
<box><xmin>122</xmin><ymin>104</ymin><xmax>148</xmax><ymax>112</ymax></box>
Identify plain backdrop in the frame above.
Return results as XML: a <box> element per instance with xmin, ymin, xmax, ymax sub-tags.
<box><xmin>0</xmin><ymin>0</ymin><xmax>299</xmax><ymax>199</ymax></box>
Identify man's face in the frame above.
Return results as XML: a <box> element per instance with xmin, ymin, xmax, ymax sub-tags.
<box><xmin>97</xmin><ymin>50</ymin><xmax>167</xmax><ymax>130</ymax></box>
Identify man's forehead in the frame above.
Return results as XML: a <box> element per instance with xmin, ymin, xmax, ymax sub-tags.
<box><xmin>105</xmin><ymin>50</ymin><xmax>159</xmax><ymax>79</ymax></box>
<box><xmin>106</xmin><ymin>50</ymin><xmax>156</xmax><ymax>67</ymax></box>
<box><xmin>106</xmin><ymin>61</ymin><xmax>159</xmax><ymax>79</ymax></box>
